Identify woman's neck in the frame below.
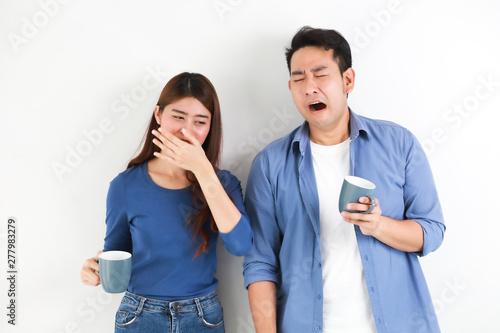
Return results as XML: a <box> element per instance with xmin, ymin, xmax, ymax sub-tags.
<box><xmin>147</xmin><ymin>158</ymin><xmax>191</xmax><ymax>189</ymax></box>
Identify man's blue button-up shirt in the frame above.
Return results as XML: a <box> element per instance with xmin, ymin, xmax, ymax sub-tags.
<box><xmin>243</xmin><ymin>110</ymin><xmax>445</xmax><ymax>333</ymax></box>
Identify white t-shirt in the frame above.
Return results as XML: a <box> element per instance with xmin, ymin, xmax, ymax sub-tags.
<box><xmin>310</xmin><ymin>139</ymin><xmax>377</xmax><ymax>333</ymax></box>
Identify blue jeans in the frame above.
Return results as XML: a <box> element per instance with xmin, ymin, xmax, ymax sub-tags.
<box><xmin>115</xmin><ymin>291</ymin><xmax>225</xmax><ymax>333</ymax></box>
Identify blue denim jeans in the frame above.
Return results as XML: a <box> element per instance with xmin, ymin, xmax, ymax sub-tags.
<box><xmin>114</xmin><ymin>291</ymin><xmax>225</xmax><ymax>332</ymax></box>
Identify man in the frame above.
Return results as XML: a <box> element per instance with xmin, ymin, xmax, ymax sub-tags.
<box><xmin>243</xmin><ymin>26</ymin><xmax>445</xmax><ymax>332</ymax></box>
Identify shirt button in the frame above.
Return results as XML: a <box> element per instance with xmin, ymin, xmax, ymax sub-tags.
<box><xmin>316</xmin><ymin>294</ymin><xmax>321</xmax><ymax>300</ymax></box>
<box><xmin>315</xmin><ymin>325</ymin><xmax>320</xmax><ymax>330</ymax></box>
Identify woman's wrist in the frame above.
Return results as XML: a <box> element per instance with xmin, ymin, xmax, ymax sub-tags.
<box><xmin>192</xmin><ymin>158</ymin><xmax>216</xmax><ymax>184</ymax></box>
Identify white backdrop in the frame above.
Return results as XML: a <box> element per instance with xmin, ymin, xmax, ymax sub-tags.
<box><xmin>1</xmin><ymin>0</ymin><xmax>499</xmax><ymax>332</ymax></box>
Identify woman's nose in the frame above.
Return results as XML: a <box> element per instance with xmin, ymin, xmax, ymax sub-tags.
<box><xmin>181</xmin><ymin>121</ymin><xmax>194</xmax><ymax>134</ymax></box>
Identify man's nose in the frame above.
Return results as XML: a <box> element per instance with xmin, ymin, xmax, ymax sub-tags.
<box><xmin>305</xmin><ymin>77</ymin><xmax>318</xmax><ymax>95</ymax></box>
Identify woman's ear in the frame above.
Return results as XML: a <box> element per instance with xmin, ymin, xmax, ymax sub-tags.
<box><xmin>154</xmin><ymin>105</ymin><xmax>161</xmax><ymax>125</ymax></box>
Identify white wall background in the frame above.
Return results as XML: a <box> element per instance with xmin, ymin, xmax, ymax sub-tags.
<box><xmin>1</xmin><ymin>0</ymin><xmax>499</xmax><ymax>332</ymax></box>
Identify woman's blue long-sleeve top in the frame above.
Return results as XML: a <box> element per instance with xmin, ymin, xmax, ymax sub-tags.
<box><xmin>103</xmin><ymin>162</ymin><xmax>253</xmax><ymax>301</ymax></box>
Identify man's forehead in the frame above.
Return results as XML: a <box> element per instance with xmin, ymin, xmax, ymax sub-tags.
<box><xmin>290</xmin><ymin>47</ymin><xmax>336</xmax><ymax>72</ymax></box>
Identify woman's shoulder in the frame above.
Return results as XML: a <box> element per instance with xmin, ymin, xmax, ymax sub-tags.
<box><xmin>110</xmin><ymin>162</ymin><xmax>145</xmax><ymax>186</ymax></box>
<box><xmin>216</xmin><ymin>168</ymin><xmax>242</xmax><ymax>192</ymax></box>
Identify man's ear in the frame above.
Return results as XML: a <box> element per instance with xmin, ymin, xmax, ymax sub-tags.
<box><xmin>343</xmin><ymin>68</ymin><xmax>355</xmax><ymax>94</ymax></box>
<box><xmin>288</xmin><ymin>79</ymin><xmax>292</xmax><ymax>91</ymax></box>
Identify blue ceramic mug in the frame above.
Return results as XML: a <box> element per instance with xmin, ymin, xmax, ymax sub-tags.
<box><xmin>99</xmin><ymin>251</ymin><xmax>132</xmax><ymax>293</ymax></box>
<box><xmin>339</xmin><ymin>176</ymin><xmax>376</xmax><ymax>214</ymax></box>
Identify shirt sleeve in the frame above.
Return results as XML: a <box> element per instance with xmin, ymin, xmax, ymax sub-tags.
<box><xmin>242</xmin><ymin>152</ymin><xmax>281</xmax><ymax>288</ymax></box>
<box><xmin>103</xmin><ymin>175</ymin><xmax>133</xmax><ymax>253</ymax></box>
<box><xmin>403</xmin><ymin>130</ymin><xmax>446</xmax><ymax>256</ymax></box>
<box><xmin>217</xmin><ymin>170</ymin><xmax>254</xmax><ymax>257</ymax></box>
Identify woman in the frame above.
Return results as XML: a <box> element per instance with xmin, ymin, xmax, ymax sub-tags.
<box><xmin>80</xmin><ymin>72</ymin><xmax>253</xmax><ymax>332</ymax></box>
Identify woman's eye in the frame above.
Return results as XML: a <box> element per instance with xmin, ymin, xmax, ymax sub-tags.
<box><xmin>173</xmin><ymin>116</ymin><xmax>184</xmax><ymax>120</ymax></box>
<box><xmin>195</xmin><ymin>121</ymin><xmax>206</xmax><ymax>125</ymax></box>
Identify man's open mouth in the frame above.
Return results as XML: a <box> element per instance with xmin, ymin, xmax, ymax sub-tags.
<box><xmin>309</xmin><ymin>101</ymin><xmax>326</xmax><ymax>111</ymax></box>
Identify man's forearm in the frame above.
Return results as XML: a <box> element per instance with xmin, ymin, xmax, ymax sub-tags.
<box><xmin>248</xmin><ymin>281</ymin><xmax>277</xmax><ymax>333</ymax></box>
<box><xmin>374</xmin><ymin>217</ymin><xmax>424</xmax><ymax>253</ymax></box>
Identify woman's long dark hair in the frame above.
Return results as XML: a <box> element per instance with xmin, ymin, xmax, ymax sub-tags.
<box><xmin>127</xmin><ymin>72</ymin><xmax>222</xmax><ymax>257</ymax></box>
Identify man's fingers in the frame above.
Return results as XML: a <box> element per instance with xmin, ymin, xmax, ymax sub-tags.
<box><xmin>346</xmin><ymin>197</ymin><xmax>378</xmax><ymax>212</ymax></box>
<box><xmin>346</xmin><ymin>202</ymin><xmax>372</xmax><ymax>212</ymax></box>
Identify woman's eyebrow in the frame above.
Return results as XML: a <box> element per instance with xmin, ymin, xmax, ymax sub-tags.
<box><xmin>171</xmin><ymin>108</ymin><xmax>209</xmax><ymax>119</ymax></box>
<box><xmin>171</xmin><ymin>108</ymin><xmax>187</xmax><ymax>115</ymax></box>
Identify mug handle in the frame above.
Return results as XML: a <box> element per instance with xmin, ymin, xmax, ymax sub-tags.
<box><xmin>364</xmin><ymin>195</ymin><xmax>376</xmax><ymax>213</ymax></box>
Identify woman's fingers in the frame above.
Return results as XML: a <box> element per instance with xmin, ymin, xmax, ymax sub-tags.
<box><xmin>80</xmin><ymin>251</ymin><xmax>103</xmax><ymax>286</ymax></box>
<box><xmin>180</xmin><ymin>128</ymin><xmax>201</xmax><ymax>146</ymax></box>
<box><xmin>151</xmin><ymin>128</ymin><xmax>207</xmax><ymax>173</ymax></box>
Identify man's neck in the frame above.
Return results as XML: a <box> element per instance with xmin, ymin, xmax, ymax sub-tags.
<box><xmin>309</xmin><ymin>114</ymin><xmax>350</xmax><ymax>146</ymax></box>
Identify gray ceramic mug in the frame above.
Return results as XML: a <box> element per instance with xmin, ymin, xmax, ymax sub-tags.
<box><xmin>99</xmin><ymin>251</ymin><xmax>132</xmax><ymax>293</ymax></box>
<box><xmin>339</xmin><ymin>176</ymin><xmax>376</xmax><ymax>214</ymax></box>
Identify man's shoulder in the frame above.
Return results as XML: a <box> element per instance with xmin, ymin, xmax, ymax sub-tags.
<box><xmin>356</xmin><ymin>113</ymin><xmax>413</xmax><ymax>138</ymax></box>
<box><xmin>258</xmin><ymin>124</ymin><xmax>302</xmax><ymax>157</ymax></box>
<box><xmin>353</xmin><ymin>113</ymin><xmax>425</xmax><ymax>157</ymax></box>
<box><xmin>359</xmin><ymin>113</ymin><xmax>405</xmax><ymax>129</ymax></box>
<box><xmin>248</xmin><ymin>124</ymin><xmax>303</xmax><ymax>177</ymax></box>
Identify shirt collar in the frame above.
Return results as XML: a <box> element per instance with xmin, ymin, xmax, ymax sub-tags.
<box><xmin>348</xmin><ymin>108</ymin><xmax>371</xmax><ymax>141</ymax></box>
<box><xmin>292</xmin><ymin>108</ymin><xmax>370</xmax><ymax>155</ymax></box>
<box><xmin>292</xmin><ymin>121</ymin><xmax>310</xmax><ymax>156</ymax></box>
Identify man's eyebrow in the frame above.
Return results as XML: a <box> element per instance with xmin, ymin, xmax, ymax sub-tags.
<box><xmin>311</xmin><ymin>66</ymin><xmax>328</xmax><ymax>73</ymax></box>
<box><xmin>171</xmin><ymin>108</ymin><xmax>209</xmax><ymax>119</ymax></box>
<box><xmin>291</xmin><ymin>66</ymin><xmax>328</xmax><ymax>76</ymax></box>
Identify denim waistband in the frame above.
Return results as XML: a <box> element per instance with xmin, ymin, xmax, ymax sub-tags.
<box><xmin>121</xmin><ymin>291</ymin><xmax>219</xmax><ymax>313</ymax></box>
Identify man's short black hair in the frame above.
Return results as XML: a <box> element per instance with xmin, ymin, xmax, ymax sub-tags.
<box><xmin>285</xmin><ymin>26</ymin><xmax>352</xmax><ymax>75</ymax></box>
